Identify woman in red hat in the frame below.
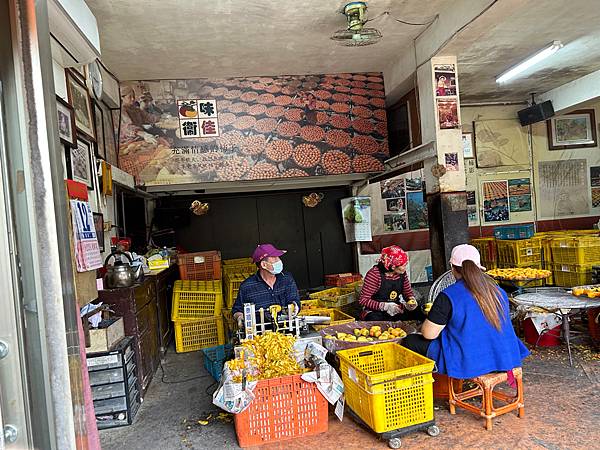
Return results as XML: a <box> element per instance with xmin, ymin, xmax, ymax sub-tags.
<box><xmin>359</xmin><ymin>245</ymin><xmax>423</xmax><ymax>321</ymax></box>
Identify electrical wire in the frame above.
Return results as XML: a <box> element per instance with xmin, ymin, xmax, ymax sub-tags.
<box><xmin>365</xmin><ymin>11</ymin><xmax>439</xmax><ymax>27</ymax></box>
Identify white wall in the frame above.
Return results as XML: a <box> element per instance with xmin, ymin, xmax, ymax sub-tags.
<box><xmin>462</xmin><ymin>100</ymin><xmax>600</xmax><ymax>227</ymax></box>
<box><xmin>53</xmin><ymin>57</ymin><xmax>117</xmax><ymax>260</ymax></box>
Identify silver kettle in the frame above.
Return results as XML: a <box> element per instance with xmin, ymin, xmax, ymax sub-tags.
<box><xmin>103</xmin><ymin>251</ymin><xmax>143</xmax><ymax>289</ymax></box>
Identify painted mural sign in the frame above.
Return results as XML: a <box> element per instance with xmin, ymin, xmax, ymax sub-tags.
<box><xmin>118</xmin><ymin>74</ymin><xmax>388</xmax><ymax>185</ymax></box>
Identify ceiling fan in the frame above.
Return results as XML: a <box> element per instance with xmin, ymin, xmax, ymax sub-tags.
<box><xmin>331</xmin><ymin>2</ymin><xmax>382</xmax><ymax>47</ymax></box>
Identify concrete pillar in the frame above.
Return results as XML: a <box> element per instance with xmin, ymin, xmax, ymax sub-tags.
<box><xmin>417</xmin><ymin>56</ymin><xmax>469</xmax><ymax>277</ymax></box>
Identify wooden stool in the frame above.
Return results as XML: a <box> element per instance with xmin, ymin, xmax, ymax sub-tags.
<box><xmin>448</xmin><ymin>367</ymin><xmax>524</xmax><ymax>430</ymax></box>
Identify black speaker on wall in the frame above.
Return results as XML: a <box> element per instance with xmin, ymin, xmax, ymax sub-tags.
<box><xmin>518</xmin><ymin>100</ymin><xmax>555</xmax><ymax>126</ymax></box>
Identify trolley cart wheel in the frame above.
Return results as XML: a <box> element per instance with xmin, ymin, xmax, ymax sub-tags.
<box><xmin>388</xmin><ymin>438</ymin><xmax>402</xmax><ymax>449</ymax></box>
<box><xmin>427</xmin><ymin>425</ymin><xmax>440</xmax><ymax>437</ymax></box>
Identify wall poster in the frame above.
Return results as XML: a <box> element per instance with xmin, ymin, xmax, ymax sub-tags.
<box><xmin>341</xmin><ymin>196</ymin><xmax>372</xmax><ymax>242</ymax></box>
<box><xmin>407</xmin><ymin>191</ymin><xmax>428</xmax><ymax>230</ymax></box>
<box><xmin>118</xmin><ymin>73</ymin><xmax>388</xmax><ymax>185</ymax></box>
<box><xmin>437</xmin><ymin>99</ymin><xmax>459</xmax><ymax>129</ymax></box>
<box><xmin>482</xmin><ymin>180</ymin><xmax>509</xmax><ymax>223</ymax></box>
<box><xmin>474</xmin><ymin>119</ymin><xmax>529</xmax><ymax>168</ymax></box>
<box><xmin>539</xmin><ymin>159</ymin><xmax>589</xmax><ymax>217</ymax></box>
<box><xmin>508</xmin><ymin>178</ymin><xmax>532</xmax><ymax>212</ymax></box>
<box><xmin>591</xmin><ymin>166</ymin><xmax>600</xmax><ymax>208</ymax></box>
<box><xmin>434</xmin><ymin>64</ymin><xmax>457</xmax><ymax>97</ymax></box>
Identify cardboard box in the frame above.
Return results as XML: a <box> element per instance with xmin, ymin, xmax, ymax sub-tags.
<box><xmin>87</xmin><ymin>317</ymin><xmax>125</xmax><ymax>353</ymax></box>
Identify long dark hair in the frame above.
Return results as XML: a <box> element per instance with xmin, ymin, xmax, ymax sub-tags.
<box><xmin>454</xmin><ymin>260</ymin><xmax>505</xmax><ymax>330</ymax></box>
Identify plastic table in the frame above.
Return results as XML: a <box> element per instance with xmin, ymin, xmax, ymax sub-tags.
<box><xmin>512</xmin><ymin>288</ymin><xmax>600</xmax><ymax>366</ymax></box>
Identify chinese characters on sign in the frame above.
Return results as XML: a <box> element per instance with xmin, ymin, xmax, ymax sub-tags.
<box><xmin>177</xmin><ymin>99</ymin><xmax>219</xmax><ymax>138</ymax></box>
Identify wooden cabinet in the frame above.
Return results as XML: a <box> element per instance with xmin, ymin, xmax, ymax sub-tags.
<box><xmin>147</xmin><ymin>266</ymin><xmax>178</xmax><ymax>355</ymax></box>
<box><xmin>98</xmin><ymin>278</ymin><xmax>159</xmax><ymax>398</ymax></box>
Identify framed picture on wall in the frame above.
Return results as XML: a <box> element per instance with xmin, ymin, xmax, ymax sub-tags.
<box><xmin>93</xmin><ymin>212</ymin><xmax>105</xmax><ymax>252</ymax></box>
<box><xmin>68</xmin><ymin>138</ymin><xmax>94</xmax><ymax>190</ymax></box>
<box><xmin>103</xmin><ymin>103</ymin><xmax>118</xmax><ymax>166</ymax></box>
<box><xmin>462</xmin><ymin>132</ymin><xmax>475</xmax><ymax>158</ymax></box>
<box><xmin>93</xmin><ymin>101</ymin><xmax>106</xmax><ymax>160</ymax></box>
<box><xmin>547</xmin><ymin>109</ymin><xmax>597</xmax><ymax>150</ymax></box>
<box><xmin>66</xmin><ymin>69</ymin><xmax>96</xmax><ymax>141</ymax></box>
<box><xmin>56</xmin><ymin>96</ymin><xmax>76</xmax><ymax>147</ymax></box>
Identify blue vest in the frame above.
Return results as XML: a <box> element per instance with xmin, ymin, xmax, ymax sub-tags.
<box><xmin>427</xmin><ymin>280</ymin><xmax>529</xmax><ymax>378</ymax></box>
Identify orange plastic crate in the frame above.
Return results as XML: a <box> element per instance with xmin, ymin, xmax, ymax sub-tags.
<box><xmin>177</xmin><ymin>251</ymin><xmax>221</xmax><ymax>280</ymax></box>
<box><xmin>234</xmin><ymin>374</ymin><xmax>328</xmax><ymax>447</ymax></box>
<box><xmin>324</xmin><ymin>273</ymin><xmax>363</xmax><ymax>287</ymax></box>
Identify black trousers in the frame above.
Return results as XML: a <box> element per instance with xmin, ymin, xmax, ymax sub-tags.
<box><xmin>364</xmin><ymin>308</ymin><xmax>427</xmax><ymax>322</ymax></box>
<box><xmin>402</xmin><ymin>333</ymin><xmax>432</xmax><ymax>356</ymax></box>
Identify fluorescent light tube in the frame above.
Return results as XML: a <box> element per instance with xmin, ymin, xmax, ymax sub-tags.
<box><xmin>496</xmin><ymin>40</ymin><xmax>563</xmax><ymax>84</ymax></box>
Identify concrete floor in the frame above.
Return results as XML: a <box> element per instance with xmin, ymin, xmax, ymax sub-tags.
<box><xmin>100</xmin><ymin>342</ymin><xmax>600</xmax><ymax>450</ymax></box>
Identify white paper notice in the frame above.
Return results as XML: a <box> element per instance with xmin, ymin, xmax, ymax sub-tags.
<box><xmin>340</xmin><ymin>196</ymin><xmax>372</xmax><ymax>242</ymax></box>
<box><xmin>70</xmin><ymin>199</ymin><xmax>103</xmax><ymax>272</ymax></box>
<box><xmin>335</xmin><ymin>394</ymin><xmax>345</xmax><ymax>422</ymax></box>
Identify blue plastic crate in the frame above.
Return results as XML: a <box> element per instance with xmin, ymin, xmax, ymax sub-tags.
<box><xmin>494</xmin><ymin>224</ymin><xmax>535</xmax><ymax>240</ymax></box>
<box><xmin>202</xmin><ymin>344</ymin><xmax>233</xmax><ymax>381</ymax></box>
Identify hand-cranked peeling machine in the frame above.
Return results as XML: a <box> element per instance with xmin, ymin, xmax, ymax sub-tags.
<box><xmin>240</xmin><ymin>302</ymin><xmax>331</xmax><ymax>340</ymax></box>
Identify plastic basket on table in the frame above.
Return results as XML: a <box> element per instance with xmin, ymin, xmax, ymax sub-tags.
<box><xmin>550</xmin><ymin>236</ymin><xmax>600</xmax><ymax>265</ymax></box>
<box><xmin>299</xmin><ymin>308</ymin><xmax>355</xmax><ymax>330</ymax></box>
<box><xmin>174</xmin><ymin>316</ymin><xmax>225</xmax><ymax>353</ymax></box>
<box><xmin>494</xmin><ymin>224</ymin><xmax>534</xmax><ymax>240</ymax></box>
<box><xmin>550</xmin><ymin>263</ymin><xmax>594</xmax><ymax>287</ymax></box>
<box><xmin>171</xmin><ymin>280</ymin><xmax>223</xmax><ymax>320</ymax></box>
<box><xmin>337</xmin><ymin>342</ymin><xmax>435</xmax><ymax>434</ymax></box>
<box><xmin>234</xmin><ymin>374</ymin><xmax>328</xmax><ymax>447</ymax></box>
<box><xmin>222</xmin><ymin>257</ymin><xmax>256</xmax><ymax>277</ymax></box>
<box><xmin>177</xmin><ymin>251</ymin><xmax>222</xmax><ymax>280</ymax></box>
<box><xmin>496</xmin><ymin>237</ymin><xmax>542</xmax><ymax>266</ymax></box>
<box><xmin>309</xmin><ymin>287</ymin><xmax>356</xmax><ymax>309</ymax></box>
<box><xmin>495</xmin><ymin>262</ymin><xmax>545</xmax><ymax>287</ymax></box>
<box><xmin>202</xmin><ymin>344</ymin><xmax>233</xmax><ymax>382</ymax></box>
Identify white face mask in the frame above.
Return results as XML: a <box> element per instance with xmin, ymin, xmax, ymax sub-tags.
<box><xmin>267</xmin><ymin>260</ymin><xmax>283</xmax><ymax>275</ymax></box>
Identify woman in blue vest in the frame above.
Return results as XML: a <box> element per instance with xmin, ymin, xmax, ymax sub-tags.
<box><xmin>403</xmin><ymin>244</ymin><xmax>529</xmax><ymax>378</ymax></box>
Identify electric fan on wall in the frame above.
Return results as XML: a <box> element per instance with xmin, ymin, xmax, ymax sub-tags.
<box><xmin>331</xmin><ymin>2</ymin><xmax>382</xmax><ymax>47</ymax></box>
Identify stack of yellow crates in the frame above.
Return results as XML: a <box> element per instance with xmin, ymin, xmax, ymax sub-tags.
<box><xmin>496</xmin><ymin>237</ymin><xmax>544</xmax><ymax>287</ymax></box>
<box><xmin>221</xmin><ymin>258</ymin><xmax>256</xmax><ymax>338</ymax></box>
<box><xmin>548</xmin><ymin>234</ymin><xmax>600</xmax><ymax>287</ymax></box>
<box><xmin>171</xmin><ymin>280</ymin><xmax>225</xmax><ymax>353</ymax></box>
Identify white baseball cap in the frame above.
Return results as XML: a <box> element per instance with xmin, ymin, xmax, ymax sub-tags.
<box><xmin>449</xmin><ymin>244</ymin><xmax>486</xmax><ymax>271</ymax></box>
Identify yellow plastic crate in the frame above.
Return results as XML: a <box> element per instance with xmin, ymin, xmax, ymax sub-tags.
<box><xmin>222</xmin><ymin>310</ymin><xmax>237</xmax><ymax>340</ymax></box>
<box><xmin>338</xmin><ymin>343</ymin><xmax>434</xmax><ymax>433</ymax></box>
<box><xmin>482</xmin><ymin>260</ymin><xmax>498</xmax><ymax>270</ymax></box>
<box><xmin>471</xmin><ymin>237</ymin><xmax>497</xmax><ymax>263</ymax></box>
<box><xmin>223</xmin><ymin>272</ymin><xmax>253</xmax><ymax>308</ymax></box>
<box><xmin>222</xmin><ymin>258</ymin><xmax>256</xmax><ymax>277</ymax></box>
<box><xmin>309</xmin><ymin>287</ymin><xmax>356</xmax><ymax>308</ymax></box>
<box><xmin>550</xmin><ymin>236</ymin><xmax>600</xmax><ymax>265</ymax></box>
<box><xmin>550</xmin><ymin>263</ymin><xmax>594</xmax><ymax>287</ymax></box>
<box><xmin>174</xmin><ymin>316</ymin><xmax>225</xmax><ymax>353</ymax></box>
<box><xmin>171</xmin><ymin>280</ymin><xmax>223</xmax><ymax>320</ymax></box>
<box><xmin>299</xmin><ymin>308</ymin><xmax>355</xmax><ymax>331</ymax></box>
<box><xmin>496</xmin><ymin>238</ymin><xmax>542</xmax><ymax>266</ymax></box>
